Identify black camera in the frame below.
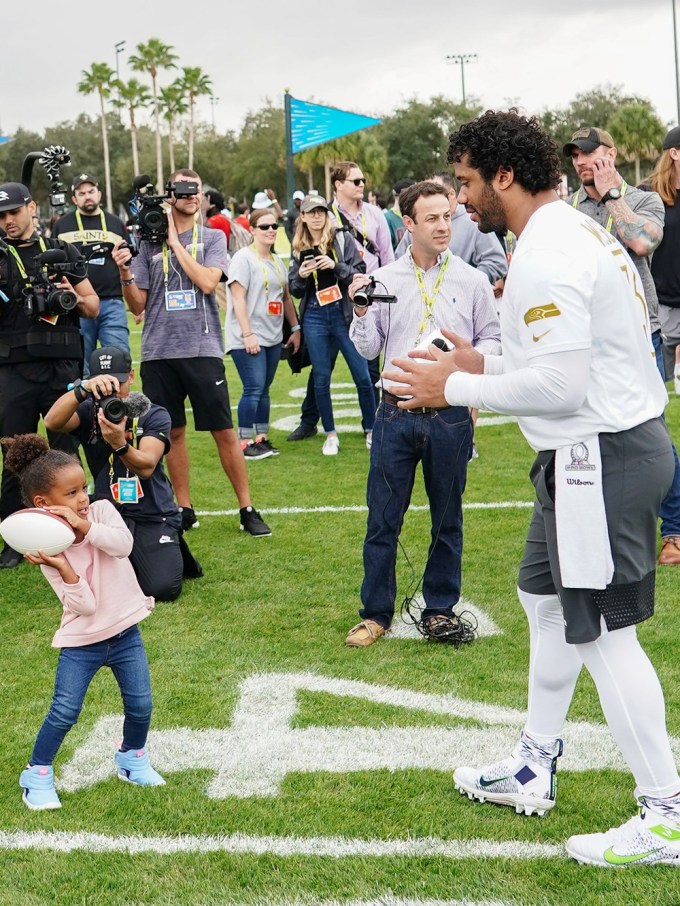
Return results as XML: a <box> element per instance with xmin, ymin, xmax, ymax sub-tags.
<box><xmin>129</xmin><ymin>175</ymin><xmax>200</xmax><ymax>243</ymax></box>
<box><xmin>93</xmin><ymin>390</ymin><xmax>151</xmax><ymax>440</ymax></box>
<box><xmin>353</xmin><ymin>277</ymin><xmax>397</xmax><ymax>307</ymax></box>
<box><xmin>22</xmin><ymin>249</ymin><xmax>82</xmax><ymax>320</ymax></box>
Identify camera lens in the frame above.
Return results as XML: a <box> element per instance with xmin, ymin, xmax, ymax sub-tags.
<box><xmin>354</xmin><ymin>288</ymin><xmax>370</xmax><ymax>307</ymax></box>
<box><xmin>142</xmin><ymin>209</ymin><xmax>166</xmax><ymax>231</ymax></box>
<box><xmin>101</xmin><ymin>397</ymin><xmax>127</xmax><ymax>424</ymax></box>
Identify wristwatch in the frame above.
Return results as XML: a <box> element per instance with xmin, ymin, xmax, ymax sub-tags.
<box><xmin>113</xmin><ymin>442</ymin><xmax>130</xmax><ymax>456</ymax></box>
<box><xmin>601</xmin><ymin>187</ymin><xmax>622</xmax><ymax>204</ymax></box>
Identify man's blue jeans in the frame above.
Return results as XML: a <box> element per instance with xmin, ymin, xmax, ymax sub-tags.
<box><xmin>31</xmin><ymin>625</ymin><xmax>153</xmax><ymax>765</ymax></box>
<box><xmin>359</xmin><ymin>401</ymin><xmax>473</xmax><ymax>628</ymax></box>
<box><xmin>231</xmin><ymin>344</ymin><xmax>281</xmax><ymax>438</ymax></box>
<box><xmin>652</xmin><ymin>329</ymin><xmax>680</xmax><ymax>537</ymax></box>
<box><xmin>80</xmin><ymin>297</ymin><xmax>130</xmax><ymax>377</ymax></box>
<box><xmin>302</xmin><ymin>302</ymin><xmax>376</xmax><ymax>433</ymax></box>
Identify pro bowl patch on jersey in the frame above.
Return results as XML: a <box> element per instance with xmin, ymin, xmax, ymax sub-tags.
<box><xmin>523</xmin><ymin>303</ymin><xmax>561</xmax><ymax>325</ymax></box>
<box><xmin>565</xmin><ymin>442</ymin><xmax>596</xmax><ymax>471</ymax></box>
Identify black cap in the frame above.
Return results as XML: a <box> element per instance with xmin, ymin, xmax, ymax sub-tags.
<box><xmin>563</xmin><ymin>127</ymin><xmax>614</xmax><ymax>156</ymax></box>
<box><xmin>0</xmin><ymin>182</ymin><xmax>32</xmax><ymax>212</ymax></box>
<box><xmin>394</xmin><ymin>178</ymin><xmax>416</xmax><ymax>194</ymax></box>
<box><xmin>71</xmin><ymin>173</ymin><xmax>99</xmax><ymax>193</ymax></box>
<box><xmin>89</xmin><ymin>346</ymin><xmax>132</xmax><ymax>382</ymax></box>
<box><xmin>663</xmin><ymin>126</ymin><xmax>680</xmax><ymax>150</ymax></box>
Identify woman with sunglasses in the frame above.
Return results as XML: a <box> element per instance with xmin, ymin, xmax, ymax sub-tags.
<box><xmin>226</xmin><ymin>209</ymin><xmax>301</xmax><ymax>459</ymax></box>
<box><xmin>289</xmin><ymin>195</ymin><xmax>375</xmax><ymax>455</ymax></box>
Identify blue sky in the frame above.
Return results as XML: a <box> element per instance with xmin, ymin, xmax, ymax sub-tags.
<box><xmin>3</xmin><ymin>0</ymin><xmax>678</xmax><ymax>137</ymax></box>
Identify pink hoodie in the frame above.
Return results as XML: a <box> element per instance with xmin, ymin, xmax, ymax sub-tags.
<box><xmin>39</xmin><ymin>499</ymin><xmax>154</xmax><ymax>648</ymax></box>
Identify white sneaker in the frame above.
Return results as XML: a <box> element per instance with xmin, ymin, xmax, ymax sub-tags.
<box><xmin>566</xmin><ymin>800</ymin><xmax>680</xmax><ymax>867</ymax></box>
<box><xmin>454</xmin><ymin>735</ymin><xmax>562</xmax><ymax>817</ymax></box>
<box><xmin>322</xmin><ymin>435</ymin><xmax>339</xmax><ymax>456</ymax></box>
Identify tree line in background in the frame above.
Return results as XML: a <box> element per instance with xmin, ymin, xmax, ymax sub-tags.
<box><xmin>0</xmin><ymin>41</ymin><xmax>670</xmax><ymax>217</ymax></box>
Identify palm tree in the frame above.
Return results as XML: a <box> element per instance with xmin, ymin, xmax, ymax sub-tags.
<box><xmin>608</xmin><ymin>103</ymin><xmax>665</xmax><ymax>186</ymax></box>
<box><xmin>113</xmin><ymin>78</ymin><xmax>150</xmax><ymax>176</ymax></box>
<box><xmin>77</xmin><ymin>62</ymin><xmax>115</xmax><ymax>211</ymax></box>
<box><xmin>129</xmin><ymin>39</ymin><xmax>178</xmax><ymax>190</ymax></box>
<box><xmin>179</xmin><ymin>66</ymin><xmax>213</xmax><ymax>169</ymax></box>
<box><xmin>159</xmin><ymin>82</ymin><xmax>188</xmax><ymax>175</ymax></box>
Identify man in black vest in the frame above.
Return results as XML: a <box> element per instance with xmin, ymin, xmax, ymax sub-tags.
<box><xmin>52</xmin><ymin>174</ymin><xmax>130</xmax><ymax>376</ymax></box>
<box><xmin>0</xmin><ymin>181</ymin><xmax>99</xmax><ymax>567</ymax></box>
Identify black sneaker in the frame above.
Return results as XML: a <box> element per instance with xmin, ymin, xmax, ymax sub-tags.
<box><xmin>258</xmin><ymin>439</ymin><xmax>280</xmax><ymax>456</ymax></box>
<box><xmin>243</xmin><ymin>441</ymin><xmax>274</xmax><ymax>460</ymax></box>
<box><xmin>240</xmin><ymin>506</ymin><xmax>272</xmax><ymax>537</ymax></box>
<box><xmin>286</xmin><ymin>424</ymin><xmax>318</xmax><ymax>442</ymax></box>
<box><xmin>180</xmin><ymin>506</ymin><xmax>200</xmax><ymax>532</ymax></box>
<box><xmin>0</xmin><ymin>544</ymin><xmax>23</xmax><ymax>569</ymax></box>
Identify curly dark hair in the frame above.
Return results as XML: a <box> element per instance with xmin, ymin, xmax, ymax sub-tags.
<box><xmin>448</xmin><ymin>110</ymin><xmax>562</xmax><ymax>195</ymax></box>
<box><xmin>1</xmin><ymin>434</ymin><xmax>80</xmax><ymax>506</ymax></box>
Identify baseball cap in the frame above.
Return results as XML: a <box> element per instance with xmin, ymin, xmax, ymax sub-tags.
<box><xmin>252</xmin><ymin>191</ymin><xmax>273</xmax><ymax>210</ymax></box>
<box><xmin>394</xmin><ymin>178</ymin><xmax>416</xmax><ymax>194</ymax></box>
<box><xmin>0</xmin><ymin>182</ymin><xmax>32</xmax><ymax>212</ymax></box>
<box><xmin>89</xmin><ymin>346</ymin><xmax>132</xmax><ymax>382</ymax></box>
<box><xmin>300</xmin><ymin>194</ymin><xmax>329</xmax><ymax>214</ymax></box>
<box><xmin>663</xmin><ymin>126</ymin><xmax>680</xmax><ymax>150</ymax></box>
<box><xmin>293</xmin><ymin>190</ymin><xmax>305</xmax><ymax>201</ymax></box>
<box><xmin>71</xmin><ymin>173</ymin><xmax>99</xmax><ymax>193</ymax></box>
<box><xmin>563</xmin><ymin>127</ymin><xmax>615</xmax><ymax>155</ymax></box>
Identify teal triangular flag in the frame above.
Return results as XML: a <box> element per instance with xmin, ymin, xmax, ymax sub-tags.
<box><xmin>290</xmin><ymin>98</ymin><xmax>380</xmax><ymax>154</ymax></box>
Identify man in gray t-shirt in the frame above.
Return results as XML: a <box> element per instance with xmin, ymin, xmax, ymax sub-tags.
<box><xmin>112</xmin><ymin>168</ymin><xmax>271</xmax><ymax>537</ymax></box>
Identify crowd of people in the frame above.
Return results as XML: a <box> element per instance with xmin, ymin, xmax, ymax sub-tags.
<box><xmin>1</xmin><ymin>110</ymin><xmax>680</xmax><ymax>867</ymax></box>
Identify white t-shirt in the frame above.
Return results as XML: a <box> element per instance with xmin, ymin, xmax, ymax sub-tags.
<box><xmin>225</xmin><ymin>246</ymin><xmax>288</xmax><ymax>350</ymax></box>
<box><xmin>447</xmin><ymin>201</ymin><xmax>666</xmax><ymax>451</ymax></box>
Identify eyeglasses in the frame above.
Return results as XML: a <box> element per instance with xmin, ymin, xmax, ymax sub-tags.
<box><xmin>256</xmin><ymin>223</ymin><xmax>279</xmax><ymax>231</ymax></box>
<box><xmin>345</xmin><ymin>178</ymin><xmax>366</xmax><ymax>186</ymax></box>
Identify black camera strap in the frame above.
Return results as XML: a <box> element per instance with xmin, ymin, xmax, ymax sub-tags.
<box><xmin>6</xmin><ymin>236</ymin><xmax>47</xmax><ymax>287</ymax></box>
<box><xmin>331</xmin><ymin>202</ymin><xmax>381</xmax><ymax>264</ymax></box>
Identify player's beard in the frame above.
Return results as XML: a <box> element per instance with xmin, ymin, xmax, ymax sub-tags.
<box><xmin>475</xmin><ymin>183</ymin><xmax>506</xmax><ymax>234</ymax></box>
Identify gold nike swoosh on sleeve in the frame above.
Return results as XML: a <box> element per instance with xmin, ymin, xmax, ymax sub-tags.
<box><xmin>532</xmin><ymin>330</ymin><xmax>552</xmax><ymax>342</ymax></box>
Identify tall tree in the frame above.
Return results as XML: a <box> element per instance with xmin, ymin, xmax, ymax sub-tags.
<box><xmin>607</xmin><ymin>102</ymin><xmax>665</xmax><ymax>186</ymax></box>
<box><xmin>112</xmin><ymin>78</ymin><xmax>150</xmax><ymax>176</ymax></box>
<box><xmin>77</xmin><ymin>62</ymin><xmax>115</xmax><ymax>211</ymax></box>
<box><xmin>159</xmin><ymin>82</ymin><xmax>188</xmax><ymax>175</ymax></box>
<box><xmin>129</xmin><ymin>39</ymin><xmax>178</xmax><ymax>190</ymax></box>
<box><xmin>179</xmin><ymin>66</ymin><xmax>213</xmax><ymax>169</ymax></box>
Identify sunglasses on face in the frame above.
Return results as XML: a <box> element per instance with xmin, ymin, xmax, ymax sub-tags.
<box><xmin>345</xmin><ymin>178</ymin><xmax>366</xmax><ymax>186</ymax></box>
<box><xmin>256</xmin><ymin>223</ymin><xmax>279</xmax><ymax>231</ymax></box>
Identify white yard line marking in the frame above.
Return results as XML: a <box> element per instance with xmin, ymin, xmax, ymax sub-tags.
<box><xmin>192</xmin><ymin>502</ymin><xmax>533</xmax><ymax>518</ymax></box>
<box><xmin>60</xmin><ymin>671</ymin><xmax>674</xmax><ymax>799</ymax></box>
<box><xmin>0</xmin><ymin>829</ymin><xmax>562</xmax><ymax>861</ymax></box>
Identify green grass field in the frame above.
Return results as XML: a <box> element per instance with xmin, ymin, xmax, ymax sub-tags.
<box><xmin>1</xmin><ymin>318</ymin><xmax>680</xmax><ymax>906</ymax></box>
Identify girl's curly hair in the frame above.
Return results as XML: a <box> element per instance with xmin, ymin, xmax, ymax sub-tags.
<box><xmin>1</xmin><ymin>433</ymin><xmax>79</xmax><ymax>506</ymax></box>
<box><xmin>448</xmin><ymin>110</ymin><xmax>562</xmax><ymax>195</ymax></box>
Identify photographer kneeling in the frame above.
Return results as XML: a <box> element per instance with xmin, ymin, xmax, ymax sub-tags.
<box><xmin>44</xmin><ymin>346</ymin><xmax>201</xmax><ymax>601</ymax></box>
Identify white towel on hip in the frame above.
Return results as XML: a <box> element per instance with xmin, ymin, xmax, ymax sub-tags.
<box><xmin>554</xmin><ymin>437</ymin><xmax>614</xmax><ymax>589</ymax></box>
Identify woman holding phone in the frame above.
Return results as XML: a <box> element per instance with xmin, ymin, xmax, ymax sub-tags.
<box><xmin>288</xmin><ymin>195</ymin><xmax>375</xmax><ymax>455</ymax></box>
<box><xmin>227</xmin><ymin>209</ymin><xmax>301</xmax><ymax>459</ymax></box>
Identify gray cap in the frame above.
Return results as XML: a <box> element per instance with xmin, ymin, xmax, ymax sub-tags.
<box><xmin>0</xmin><ymin>182</ymin><xmax>32</xmax><ymax>212</ymax></box>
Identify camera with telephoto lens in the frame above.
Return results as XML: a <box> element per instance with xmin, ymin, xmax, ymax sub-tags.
<box><xmin>353</xmin><ymin>276</ymin><xmax>397</xmax><ymax>307</ymax></box>
<box><xmin>22</xmin><ymin>249</ymin><xmax>82</xmax><ymax>320</ymax></box>
<box><xmin>129</xmin><ymin>175</ymin><xmax>200</xmax><ymax>243</ymax></box>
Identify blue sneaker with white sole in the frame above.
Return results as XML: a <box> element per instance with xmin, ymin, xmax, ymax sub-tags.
<box><xmin>19</xmin><ymin>764</ymin><xmax>61</xmax><ymax>810</ymax></box>
<box><xmin>114</xmin><ymin>748</ymin><xmax>165</xmax><ymax>786</ymax></box>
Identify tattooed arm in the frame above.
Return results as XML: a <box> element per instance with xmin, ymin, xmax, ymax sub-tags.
<box><xmin>592</xmin><ymin>157</ymin><xmax>664</xmax><ymax>257</ymax></box>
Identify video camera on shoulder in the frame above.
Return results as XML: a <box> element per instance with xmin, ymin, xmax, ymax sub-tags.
<box><xmin>128</xmin><ymin>175</ymin><xmax>200</xmax><ymax>244</ymax></box>
<box><xmin>353</xmin><ymin>276</ymin><xmax>397</xmax><ymax>307</ymax></box>
<box><xmin>22</xmin><ymin>249</ymin><xmax>85</xmax><ymax>320</ymax></box>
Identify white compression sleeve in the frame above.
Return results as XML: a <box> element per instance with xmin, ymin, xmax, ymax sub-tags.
<box><xmin>576</xmin><ymin>624</ymin><xmax>680</xmax><ymax>798</ymax></box>
<box><xmin>518</xmin><ymin>588</ymin><xmax>582</xmax><ymax>740</ymax></box>
<box><xmin>444</xmin><ymin>348</ymin><xmax>591</xmax><ymax>415</ymax></box>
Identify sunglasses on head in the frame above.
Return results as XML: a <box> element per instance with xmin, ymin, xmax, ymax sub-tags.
<box><xmin>256</xmin><ymin>223</ymin><xmax>279</xmax><ymax>231</ymax></box>
<box><xmin>345</xmin><ymin>177</ymin><xmax>366</xmax><ymax>186</ymax></box>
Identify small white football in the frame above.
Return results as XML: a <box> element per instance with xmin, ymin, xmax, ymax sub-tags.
<box><xmin>0</xmin><ymin>509</ymin><xmax>76</xmax><ymax>556</ymax></box>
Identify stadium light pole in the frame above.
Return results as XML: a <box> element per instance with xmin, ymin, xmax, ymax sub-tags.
<box><xmin>114</xmin><ymin>40</ymin><xmax>126</xmax><ymax>111</ymax></box>
<box><xmin>673</xmin><ymin>0</ymin><xmax>680</xmax><ymax>124</ymax></box>
<box><xmin>210</xmin><ymin>96</ymin><xmax>220</xmax><ymax>133</ymax></box>
<box><xmin>445</xmin><ymin>53</ymin><xmax>478</xmax><ymax>107</ymax></box>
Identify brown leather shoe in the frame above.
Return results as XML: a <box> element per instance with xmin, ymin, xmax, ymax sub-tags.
<box><xmin>345</xmin><ymin>619</ymin><xmax>387</xmax><ymax>647</ymax></box>
<box><xmin>658</xmin><ymin>536</ymin><xmax>680</xmax><ymax>566</ymax></box>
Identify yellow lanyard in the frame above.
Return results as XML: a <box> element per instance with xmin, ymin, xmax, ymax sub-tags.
<box><xmin>250</xmin><ymin>246</ymin><xmax>286</xmax><ymax>297</ymax></box>
<box><xmin>7</xmin><ymin>236</ymin><xmax>47</xmax><ymax>283</ymax></box>
<box><xmin>108</xmin><ymin>417</ymin><xmax>139</xmax><ymax>481</ymax></box>
<box><xmin>162</xmin><ymin>221</ymin><xmax>199</xmax><ymax>290</ymax></box>
<box><xmin>412</xmin><ymin>251</ymin><xmax>451</xmax><ymax>344</ymax></box>
<box><xmin>573</xmin><ymin>181</ymin><xmax>628</xmax><ymax>233</ymax></box>
<box><xmin>75</xmin><ymin>209</ymin><xmax>107</xmax><ymax>233</ymax></box>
